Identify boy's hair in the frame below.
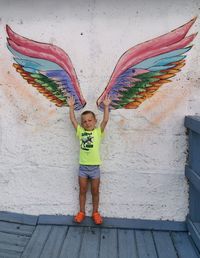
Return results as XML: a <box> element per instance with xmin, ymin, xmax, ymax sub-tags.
<box><xmin>81</xmin><ymin>110</ymin><xmax>96</xmax><ymax>119</ymax></box>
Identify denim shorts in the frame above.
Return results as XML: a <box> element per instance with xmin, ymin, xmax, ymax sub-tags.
<box><xmin>79</xmin><ymin>165</ymin><xmax>100</xmax><ymax>179</ymax></box>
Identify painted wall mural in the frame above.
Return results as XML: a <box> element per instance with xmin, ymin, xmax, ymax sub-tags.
<box><xmin>6</xmin><ymin>18</ymin><xmax>197</xmax><ymax>113</ymax></box>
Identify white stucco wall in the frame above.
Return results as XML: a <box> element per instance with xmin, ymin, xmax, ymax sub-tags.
<box><xmin>0</xmin><ymin>0</ymin><xmax>200</xmax><ymax>221</ymax></box>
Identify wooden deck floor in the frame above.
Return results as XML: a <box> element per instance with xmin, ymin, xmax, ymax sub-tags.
<box><xmin>0</xmin><ymin>219</ymin><xmax>200</xmax><ymax>258</ymax></box>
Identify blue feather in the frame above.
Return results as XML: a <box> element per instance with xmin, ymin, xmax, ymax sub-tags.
<box><xmin>7</xmin><ymin>45</ymin><xmax>62</xmax><ymax>70</ymax></box>
<box><xmin>153</xmin><ymin>55</ymin><xmax>186</xmax><ymax>66</ymax></box>
<box><xmin>149</xmin><ymin>65</ymin><xmax>175</xmax><ymax>72</ymax></box>
<box><xmin>14</xmin><ymin>58</ymin><xmax>42</xmax><ymax>70</ymax></box>
<box><xmin>23</xmin><ymin>67</ymin><xmax>38</xmax><ymax>73</ymax></box>
<box><xmin>133</xmin><ymin>47</ymin><xmax>191</xmax><ymax>69</ymax></box>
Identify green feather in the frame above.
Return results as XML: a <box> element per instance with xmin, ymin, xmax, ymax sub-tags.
<box><xmin>114</xmin><ymin>71</ymin><xmax>162</xmax><ymax>107</ymax></box>
<box><xmin>135</xmin><ymin>71</ymin><xmax>163</xmax><ymax>79</ymax></box>
<box><xmin>31</xmin><ymin>73</ymin><xmax>68</xmax><ymax>102</ymax></box>
<box><xmin>31</xmin><ymin>73</ymin><xmax>46</xmax><ymax>79</ymax></box>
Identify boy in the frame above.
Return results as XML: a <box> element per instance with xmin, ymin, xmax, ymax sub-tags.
<box><xmin>67</xmin><ymin>95</ymin><xmax>111</xmax><ymax>224</ymax></box>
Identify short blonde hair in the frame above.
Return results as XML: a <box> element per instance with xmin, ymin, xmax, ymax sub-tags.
<box><xmin>81</xmin><ymin>110</ymin><xmax>96</xmax><ymax>119</ymax></box>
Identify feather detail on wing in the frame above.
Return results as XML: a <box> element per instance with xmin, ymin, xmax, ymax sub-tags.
<box><xmin>6</xmin><ymin>25</ymin><xmax>86</xmax><ymax>109</ymax></box>
<box><xmin>97</xmin><ymin>17</ymin><xmax>197</xmax><ymax>110</ymax></box>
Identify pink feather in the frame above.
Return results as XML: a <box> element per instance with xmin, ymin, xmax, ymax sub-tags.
<box><xmin>97</xmin><ymin>18</ymin><xmax>197</xmax><ymax>106</ymax></box>
<box><xmin>6</xmin><ymin>25</ymin><xmax>85</xmax><ymax>105</ymax></box>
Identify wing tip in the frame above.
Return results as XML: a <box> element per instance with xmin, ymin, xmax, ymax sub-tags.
<box><xmin>6</xmin><ymin>24</ymin><xmax>10</xmax><ymax>32</ymax></box>
<box><xmin>191</xmin><ymin>16</ymin><xmax>198</xmax><ymax>23</ymax></box>
<box><xmin>6</xmin><ymin>24</ymin><xmax>13</xmax><ymax>38</ymax></box>
<box><xmin>181</xmin><ymin>16</ymin><xmax>197</xmax><ymax>29</ymax></box>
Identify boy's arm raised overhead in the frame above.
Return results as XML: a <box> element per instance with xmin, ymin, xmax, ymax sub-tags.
<box><xmin>68</xmin><ymin>96</ymin><xmax>78</xmax><ymax>129</ymax></box>
<box><xmin>100</xmin><ymin>95</ymin><xmax>111</xmax><ymax>132</ymax></box>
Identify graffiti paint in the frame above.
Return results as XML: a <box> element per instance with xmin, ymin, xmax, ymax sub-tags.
<box><xmin>97</xmin><ymin>18</ymin><xmax>197</xmax><ymax>111</ymax></box>
<box><xmin>6</xmin><ymin>18</ymin><xmax>197</xmax><ymax>115</ymax></box>
<box><xmin>6</xmin><ymin>25</ymin><xmax>86</xmax><ymax>110</ymax></box>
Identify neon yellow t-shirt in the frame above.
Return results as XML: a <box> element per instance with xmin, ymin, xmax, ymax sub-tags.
<box><xmin>76</xmin><ymin>125</ymin><xmax>104</xmax><ymax>165</ymax></box>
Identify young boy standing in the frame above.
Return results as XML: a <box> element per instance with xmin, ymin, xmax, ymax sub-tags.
<box><xmin>67</xmin><ymin>96</ymin><xmax>111</xmax><ymax>224</ymax></box>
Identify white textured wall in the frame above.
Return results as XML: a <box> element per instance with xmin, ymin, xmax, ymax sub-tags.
<box><xmin>0</xmin><ymin>0</ymin><xmax>200</xmax><ymax>221</ymax></box>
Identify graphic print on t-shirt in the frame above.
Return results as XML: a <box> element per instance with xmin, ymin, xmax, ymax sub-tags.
<box><xmin>81</xmin><ymin>132</ymin><xmax>94</xmax><ymax>151</ymax></box>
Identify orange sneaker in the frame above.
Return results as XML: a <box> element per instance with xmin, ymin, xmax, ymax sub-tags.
<box><xmin>74</xmin><ymin>211</ymin><xmax>85</xmax><ymax>223</ymax></box>
<box><xmin>92</xmin><ymin>212</ymin><xmax>103</xmax><ymax>225</ymax></box>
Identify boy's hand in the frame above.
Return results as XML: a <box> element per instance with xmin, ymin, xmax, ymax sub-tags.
<box><xmin>100</xmin><ymin>95</ymin><xmax>111</xmax><ymax>132</ymax></box>
<box><xmin>68</xmin><ymin>95</ymin><xmax>78</xmax><ymax>129</ymax></box>
<box><xmin>67</xmin><ymin>95</ymin><xmax>75</xmax><ymax>107</ymax></box>
<box><xmin>103</xmin><ymin>95</ymin><xmax>111</xmax><ymax>107</ymax></box>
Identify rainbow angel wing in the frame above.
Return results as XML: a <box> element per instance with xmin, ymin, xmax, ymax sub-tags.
<box><xmin>6</xmin><ymin>26</ymin><xmax>86</xmax><ymax>110</ymax></box>
<box><xmin>97</xmin><ymin>18</ymin><xmax>197</xmax><ymax>110</ymax></box>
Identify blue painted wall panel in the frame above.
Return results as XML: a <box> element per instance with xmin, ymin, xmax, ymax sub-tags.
<box><xmin>188</xmin><ymin>130</ymin><xmax>200</xmax><ymax>176</ymax></box>
<box><xmin>185</xmin><ymin>116</ymin><xmax>200</xmax><ymax>223</ymax></box>
<box><xmin>185</xmin><ymin>116</ymin><xmax>200</xmax><ymax>253</ymax></box>
<box><xmin>189</xmin><ymin>185</ymin><xmax>200</xmax><ymax>222</ymax></box>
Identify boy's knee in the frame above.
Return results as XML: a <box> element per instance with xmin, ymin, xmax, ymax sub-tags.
<box><xmin>80</xmin><ymin>186</ymin><xmax>87</xmax><ymax>195</ymax></box>
<box><xmin>91</xmin><ymin>188</ymin><xmax>99</xmax><ymax>196</ymax></box>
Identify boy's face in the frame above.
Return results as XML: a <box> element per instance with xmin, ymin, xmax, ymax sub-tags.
<box><xmin>81</xmin><ymin>113</ymin><xmax>97</xmax><ymax>131</ymax></box>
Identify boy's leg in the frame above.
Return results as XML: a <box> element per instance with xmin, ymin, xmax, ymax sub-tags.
<box><xmin>91</xmin><ymin>178</ymin><xmax>100</xmax><ymax>213</ymax></box>
<box><xmin>79</xmin><ymin>176</ymin><xmax>88</xmax><ymax>213</ymax></box>
<box><xmin>91</xmin><ymin>178</ymin><xmax>103</xmax><ymax>224</ymax></box>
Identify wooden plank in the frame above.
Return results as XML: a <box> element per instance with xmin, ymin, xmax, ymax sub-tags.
<box><xmin>185</xmin><ymin>116</ymin><xmax>200</xmax><ymax>135</ymax></box>
<box><xmin>0</xmin><ymin>242</ymin><xmax>23</xmax><ymax>252</ymax></box>
<box><xmin>185</xmin><ymin>166</ymin><xmax>200</xmax><ymax>193</ymax></box>
<box><xmin>0</xmin><ymin>231</ymin><xmax>30</xmax><ymax>247</ymax></box>
<box><xmin>38</xmin><ymin>215</ymin><xmax>73</xmax><ymax>225</ymax></box>
<box><xmin>189</xmin><ymin>185</ymin><xmax>200</xmax><ymax>222</ymax></box>
<box><xmin>188</xmin><ymin>130</ymin><xmax>200</xmax><ymax>175</ymax></box>
<box><xmin>118</xmin><ymin>229</ymin><xmax>138</xmax><ymax>258</ymax></box>
<box><xmin>0</xmin><ymin>212</ymin><xmax>38</xmax><ymax>226</ymax></box>
<box><xmin>38</xmin><ymin>214</ymin><xmax>186</xmax><ymax>231</ymax></box>
<box><xmin>0</xmin><ymin>221</ymin><xmax>35</xmax><ymax>236</ymax></box>
<box><xmin>59</xmin><ymin>226</ymin><xmax>84</xmax><ymax>258</ymax></box>
<box><xmin>195</xmin><ymin>223</ymin><xmax>200</xmax><ymax>232</ymax></box>
<box><xmin>135</xmin><ymin>230</ymin><xmax>158</xmax><ymax>258</ymax></box>
<box><xmin>0</xmin><ymin>251</ymin><xmax>21</xmax><ymax>258</ymax></box>
<box><xmin>153</xmin><ymin>231</ymin><xmax>177</xmax><ymax>258</ymax></box>
<box><xmin>21</xmin><ymin>225</ymin><xmax>52</xmax><ymax>258</ymax></box>
<box><xmin>171</xmin><ymin>232</ymin><xmax>200</xmax><ymax>258</ymax></box>
<box><xmin>187</xmin><ymin>219</ymin><xmax>200</xmax><ymax>253</ymax></box>
<box><xmin>79</xmin><ymin>227</ymin><xmax>100</xmax><ymax>258</ymax></box>
<box><xmin>40</xmin><ymin>226</ymin><xmax>68</xmax><ymax>258</ymax></box>
<box><xmin>99</xmin><ymin>228</ymin><xmax>118</xmax><ymax>258</ymax></box>
<box><xmin>186</xmin><ymin>165</ymin><xmax>200</xmax><ymax>221</ymax></box>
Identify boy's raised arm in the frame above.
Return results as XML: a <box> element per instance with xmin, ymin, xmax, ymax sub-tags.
<box><xmin>100</xmin><ymin>95</ymin><xmax>111</xmax><ymax>132</ymax></box>
<box><xmin>68</xmin><ymin>96</ymin><xmax>78</xmax><ymax>129</ymax></box>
